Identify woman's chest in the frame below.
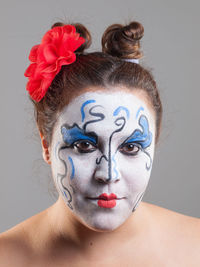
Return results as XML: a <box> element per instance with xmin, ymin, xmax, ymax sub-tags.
<box><xmin>31</xmin><ymin>248</ymin><xmax>199</xmax><ymax>267</ymax></box>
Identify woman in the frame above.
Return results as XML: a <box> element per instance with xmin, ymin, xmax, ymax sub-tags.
<box><xmin>0</xmin><ymin>21</ymin><xmax>199</xmax><ymax>266</ymax></box>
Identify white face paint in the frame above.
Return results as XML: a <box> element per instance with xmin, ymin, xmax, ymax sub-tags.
<box><xmin>50</xmin><ymin>90</ymin><xmax>156</xmax><ymax>231</ymax></box>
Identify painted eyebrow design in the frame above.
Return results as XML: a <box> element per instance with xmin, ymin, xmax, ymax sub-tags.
<box><xmin>61</xmin><ymin>123</ymin><xmax>98</xmax><ymax>147</ymax></box>
<box><xmin>121</xmin><ymin>115</ymin><xmax>152</xmax><ymax>149</ymax></box>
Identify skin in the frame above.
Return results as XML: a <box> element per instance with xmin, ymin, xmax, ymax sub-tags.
<box><xmin>50</xmin><ymin>89</ymin><xmax>156</xmax><ymax>232</ymax></box>
<box><xmin>0</xmin><ymin>87</ymin><xmax>199</xmax><ymax>267</ymax></box>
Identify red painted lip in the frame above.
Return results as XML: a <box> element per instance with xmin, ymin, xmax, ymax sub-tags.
<box><xmin>87</xmin><ymin>193</ymin><xmax>119</xmax><ymax>209</ymax></box>
<box><xmin>98</xmin><ymin>193</ymin><xmax>117</xmax><ymax>200</ymax></box>
<box><xmin>98</xmin><ymin>199</ymin><xmax>116</xmax><ymax>208</ymax></box>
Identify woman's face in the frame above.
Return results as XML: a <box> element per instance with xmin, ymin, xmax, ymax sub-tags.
<box><xmin>50</xmin><ymin>88</ymin><xmax>156</xmax><ymax>231</ymax></box>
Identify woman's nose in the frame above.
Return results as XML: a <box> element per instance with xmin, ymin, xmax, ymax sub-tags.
<box><xmin>94</xmin><ymin>155</ymin><xmax>120</xmax><ymax>183</ymax></box>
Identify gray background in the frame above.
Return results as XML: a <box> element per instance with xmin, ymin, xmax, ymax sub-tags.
<box><xmin>0</xmin><ymin>0</ymin><xmax>199</xmax><ymax>232</ymax></box>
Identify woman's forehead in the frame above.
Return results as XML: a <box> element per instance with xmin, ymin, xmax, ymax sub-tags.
<box><xmin>51</xmin><ymin>90</ymin><xmax>156</xmax><ymax>147</ymax></box>
<box><xmin>58</xmin><ymin>90</ymin><xmax>154</xmax><ymax>124</ymax></box>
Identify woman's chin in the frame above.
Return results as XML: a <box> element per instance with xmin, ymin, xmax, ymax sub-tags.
<box><xmin>77</xmin><ymin>211</ymin><xmax>131</xmax><ymax>233</ymax></box>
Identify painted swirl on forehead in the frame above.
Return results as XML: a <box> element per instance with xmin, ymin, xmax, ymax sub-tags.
<box><xmin>82</xmin><ymin>105</ymin><xmax>105</xmax><ymax>131</ymax></box>
<box><xmin>113</xmin><ymin>106</ymin><xmax>130</xmax><ymax>119</ymax></box>
<box><xmin>81</xmin><ymin>99</ymin><xmax>96</xmax><ymax>122</ymax></box>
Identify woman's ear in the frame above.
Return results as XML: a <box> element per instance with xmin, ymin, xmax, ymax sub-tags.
<box><xmin>39</xmin><ymin>132</ymin><xmax>51</xmax><ymax>165</ymax></box>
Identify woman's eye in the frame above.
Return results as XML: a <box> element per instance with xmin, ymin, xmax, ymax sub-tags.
<box><xmin>120</xmin><ymin>143</ymin><xmax>140</xmax><ymax>155</ymax></box>
<box><xmin>74</xmin><ymin>141</ymin><xmax>96</xmax><ymax>153</ymax></box>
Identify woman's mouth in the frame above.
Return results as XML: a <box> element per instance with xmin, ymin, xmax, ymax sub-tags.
<box><xmin>87</xmin><ymin>193</ymin><xmax>124</xmax><ymax>208</ymax></box>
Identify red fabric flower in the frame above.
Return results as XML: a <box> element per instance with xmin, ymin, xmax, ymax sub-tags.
<box><xmin>24</xmin><ymin>25</ymin><xmax>85</xmax><ymax>102</ymax></box>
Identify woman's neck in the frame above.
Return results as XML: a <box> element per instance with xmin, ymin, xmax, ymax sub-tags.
<box><xmin>47</xmin><ymin>196</ymin><xmax>152</xmax><ymax>251</ymax></box>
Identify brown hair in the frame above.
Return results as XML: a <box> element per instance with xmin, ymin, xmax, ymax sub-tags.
<box><xmin>31</xmin><ymin>21</ymin><xmax>162</xmax><ymax>146</ymax></box>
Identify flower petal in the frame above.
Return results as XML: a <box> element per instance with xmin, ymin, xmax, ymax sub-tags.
<box><xmin>58</xmin><ymin>53</ymin><xmax>76</xmax><ymax>67</ymax></box>
<box><xmin>28</xmin><ymin>45</ymin><xmax>39</xmax><ymax>62</ymax></box>
<box><xmin>61</xmin><ymin>36</ymin><xmax>85</xmax><ymax>54</ymax></box>
<box><xmin>24</xmin><ymin>24</ymin><xmax>85</xmax><ymax>102</ymax></box>
<box><xmin>63</xmin><ymin>25</ymin><xmax>75</xmax><ymax>35</ymax></box>
<box><xmin>24</xmin><ymin>63</ymin><xmax>37</xmax><ymax>77</ymax></box>
<box><xmin>39</xmin><ymin>62</ymin><xmax>57</xmax><ymax>74</ymax></box>
<box><xmin>42</xmin><ymin>44</ymin><xmax>58</xmax><ymax>64</ymax></box>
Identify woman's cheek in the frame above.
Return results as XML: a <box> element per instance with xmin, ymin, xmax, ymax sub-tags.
<box><xmin>58</xmin><ymin>151</ymin><xmax>98</xmax><ymax>190</ymax></box>
<box><xmin>117</xmin><ymin>154</ymin><xmax>151</xmax><ymax>192</ymax></box>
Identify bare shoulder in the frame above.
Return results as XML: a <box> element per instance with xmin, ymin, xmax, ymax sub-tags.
<box><xmin>0</xmin><ymin>209</ymin><xmax>49</xmax><ymax>267</ymax></box>
<box><xmin>144</xmin><ymin>202</ymin><xmax>200</xmax><ymax>265</ymax></box>
<box><xmin>0</xmin><ymin>224</ymin><xmax>31</xmax><ymax>266</ymax></box>
<box><xmin>146</xmin><ymin>201</ymin><xmax>200</xmax><ymax>232</ymax></box>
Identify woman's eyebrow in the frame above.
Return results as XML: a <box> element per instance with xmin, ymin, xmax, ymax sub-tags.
<box><xmin>61</xmin><ymin>123</ymin><xmax>98</xmax><ymax>146</ymax></box>
<box><xmin>122</xmin><ymin>115</ymin><xmax>152</xmax><ymax>149</ymax></box>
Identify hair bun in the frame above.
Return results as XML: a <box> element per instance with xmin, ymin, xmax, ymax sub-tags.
<box><xmin>51</xmin><ymin>22</ymin><xmax>91</xmax><ymax>53</ymax></box>
<box><xmin>101</xmin><ymin>21</ymin><xmax>144</xmax><ymax>59</ymax></box>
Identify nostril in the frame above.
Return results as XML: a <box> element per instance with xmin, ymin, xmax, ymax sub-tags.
<box><xmin>94</xmin><ymin>170</ymin><xmax>121</xmax><ymax>183</ymax></box>
<box><xmin>97</xmin><ymin>178</ymin><xmax>104</xmax><ymax>183</ymax></box>
<box><xmin>94</xmin><ymin>161</ymin><xmax>120</xmax><ymax>183</ymax></box>
<box><xmin>96</xmin><ymin>177</ymin><xmax>109</xmax><ymax>183</ymax></box>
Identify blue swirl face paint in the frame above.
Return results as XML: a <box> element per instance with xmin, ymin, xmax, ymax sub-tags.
<box><xmin>123</xmin><ymin>115</ymin><xmax>152</xmax><ymax>149</ymax></box>
<box><xmin>112</xmin><ymin>154</ymin><xmax>119</xmax><ymax>180</ymax></box>
<box><xmin>68</xmin><ymin>156</ymin><xmax>75</xmax><ymax>179</ymax></box>
<box><xmin>81</xmin><ymin>99</ymin><xmax>96</xmax><ymax>122</ymax></box>
<box><xmin>136</xmin><ymin>106</ymin><xmax>144</xmax><ymax>119</ymax></box>
<box><xmin>121</xmin><ymin>115</ymin><xmax>153</xmax><ymax>170</ymax></box>
<box><xmin>50</xmin><ymin>91</ymin><xmax>155</xmax><ymax>232</ymax></box>
<box><xmin>113</xmin><ymin>106</ymin><xmax>130</xmax><ymax>119</ymax></box>
<box><xmin>61</xmin><ymin>124</ymin><xmax>98</xmax><ymax>146</ymax></box>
